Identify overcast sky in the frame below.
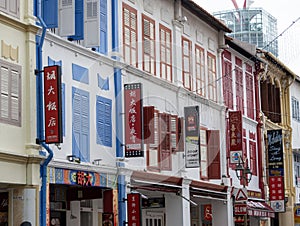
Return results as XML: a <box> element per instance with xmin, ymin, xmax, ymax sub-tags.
<box><xmin>194</xmin><ymin>0</ymin><xmax>300</xmax><ymax>74</ymax></box>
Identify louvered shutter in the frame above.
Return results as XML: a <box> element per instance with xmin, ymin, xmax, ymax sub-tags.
<box><xmin>143</xmin><ymin>106</ymin><xmax>155</xmax><ymax>144</ymax></box>
<box><xmin>72</xmin><ymin>87</ymin><xmax>90</xmax><ymax>162</ymax></box>
<box><xmin>96</xmin><ymin>96</ymin><xmax>112</xmax><ymax>147</ymax></box>
<box><xmin>177</xmin><ymin>117</ymin><xmax>184</xmax><ymax>152</ymax></box>
<box><xmin>59</xmin><ymin>0</ymin><xmax>75</xmax><ymax>36</ymax></box>
<box><xmin>84</xmin><ymin>0</ymin><xmax>100</xmax><ymax>47</ymax></box>
<box><xmin>207</xmin><ymin>130</ymin><xmax>220</xmax><ymax>179</ymax></box>
<box><xmin>68</xmin><ymin>0</ymin><xmax>84</xmax><ymax>40</ymax></box>
<box><xmin>99</xmin><ymin>0</ymin><xmax>107</xmax><ymax>54</ymax></box>
<box><xmin>0</xmin><ymin>65</ymin><xmax>9</xmax><ymax>119</ymax></box>
<box><xmin>170</xmin><ymin>115</ymin><xmax>178</xmax><ymax>152</ymax></box>
<box><xmin>62</xmin><ymin>83</ymin><xmax>65</xmax><ymax>136</ymax></box>
<box><xmin>160</xmin><ymin>113</ymin><xmax>172</xmax><ymax>171</ymax></box>
<box><xmin>10</xmin><ymin>69</ymin><xmax>20</xmax><ymax>122</ymax></box>
<box><xmin>43</xmin><ymin>0</ymin><xmax>58</xmax><ymax>28</ymax></box>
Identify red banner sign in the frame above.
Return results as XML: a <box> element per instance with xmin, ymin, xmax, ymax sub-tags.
<box><xmin>229</xmin><ymin>111</ymin><xmax>242</xmax><ymax>151</ymax></box>
<box><xmin>44</xmin><ymin>65</ymin><xmax>63</xmax><ymax>144</ymax></box>
<box><xmin>124</xmin><ymin>83</ymin><xmax>143</xmax><ymax>157</ymax></box>
<box><xmin>127</xmin><ymin>193</ymin><xmax>141</xmax><ymax>226</ymax></box>
<box><xmin>269</xmin><ymin>176</ymin><xmax>284</xmax><ymax>201</ymax></box>
<box><xmin>203</xmin><ymin>204</ymin><xmax>212</xmax><ymax>221</ymax></box>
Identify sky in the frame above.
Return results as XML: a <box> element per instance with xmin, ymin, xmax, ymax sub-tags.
<box><xmin>194</xmin><ymin>0</ymin><xmax>300</xmax><ymax>74</ymax></box>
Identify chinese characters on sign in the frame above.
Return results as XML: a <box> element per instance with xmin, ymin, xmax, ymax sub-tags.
<box><xmin>267</xmin><ymin>129</ymin><xmax>285</xmax><ymax>212</ymax></box>
<box><xmin>184</xmin><ymin>106</ymin><xmax>200</xmax><ymax>168</ymax></box>
<box><xmin>43</xmin><ymin>65</ymin><xmax>63</xmax><ymax>144</ymax></box>
<box><xmin>76</xmin><ymin>171</ymin><xmax>92</xmax><ymax>186</ymax></box>
<box><xmin>124</xmin><ymin>83</ymin><xmax>143</xmax><ymax>157</ymax></box>
<box><xmin>229</xmin><ymin>111</ymin><xmax>242</xmax><ymax>163</ymax></box>
<box><xmin>127</xmin><ymin>193</ymin><xmax>141</xmax><ymax>226</ymax></box>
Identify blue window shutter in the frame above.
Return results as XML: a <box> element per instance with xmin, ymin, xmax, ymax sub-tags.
<box><xmin>42</xmin><ymin>0</ymin><xmax>58</xmax><ymax>28</ymax></box>
<box><xmin>62</xmin><ymin>83</ymin><xmax>65</xmax><ymax>136</ymax></box>
<box><xmin>99</xmin><ymin>0</ymin><xmax>107</xmax><ymax>54</ymax></box>
<box><xmin>68</xmin><ymin>0</ymin><xmax>84</xmax><ymax>40</ymax></box>
<box><xmin>72</xmin><ymin>63</ymin><xmax>89</xmax><ymax>84</ymax></box>
<box><xmin>96</xmin><ymin>96</ymin><xmax>112</xmax><ymax>147</ymax></box>
<box><xmin>72</xmin><ymin>87</ymin><xmax>90</xmax><ymax>162</ymax></box>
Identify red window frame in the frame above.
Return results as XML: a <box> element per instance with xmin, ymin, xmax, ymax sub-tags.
<box><xmin>235</xmin><ymin>57</ymin><xmax>244</xmax><ymax>113</ymax></box>
<box><xmin>245</xmin><ymin>63</ymin><xmax>254</xmax><ymax>119</ymax></box>
<box><xmin>122</xmin><ymin>3</ymin><xmax>138</xmax><ymax>67</ymax></box>
<box><xmin>142</xmin><ymin>14</ymin><xmax>156</xmax><ymax>75</ymax></box>
<box><xmin>207</xmin><ymin>52</ymin><xmax>217</xmax><ymax>102</ymax></box>
<box><xmin>195</xmin><ymin>45</ymin><xmax>205</xmax><ymax>96</ymax></box>
<box><xmin>159</xmin><ymin>24</ymin><xmax>172</xmax><ymax>81</ymax></box>
<box><xmin>222</xmin><ymin>51</ymin><xmax>233</xmax><ymax>109</ymax></box>
<box><xmin>207</xmin><ymin>130</ymin><xmax>220</xmax><ymax>179</ymax></box>
<box><xmin>182</xmin><ymin>37</ymin><xmax>192</xmax><ymax>90</ymax></box>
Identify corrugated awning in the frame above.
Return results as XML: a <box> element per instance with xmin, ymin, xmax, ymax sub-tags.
<box><xmin>247</xmin><ymin>201</ymin><xmax>275</xmax><ymax>218</ymax></box>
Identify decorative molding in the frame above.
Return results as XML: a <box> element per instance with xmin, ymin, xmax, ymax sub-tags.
<box><xmin>1</xmin><ymin>40</ymin><xmax>19</xmax><ymax>62</ymax></box>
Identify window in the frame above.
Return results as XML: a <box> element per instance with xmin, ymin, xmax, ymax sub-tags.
<box><xmin>235</xmin><ymin>57</ymin><xmax>243</xmax><ymax>112</ymax></box>
<box><xmin>200</xmin><ymin>128</ymin><xmax>208</xmax><ymax>179</ymax></box>
<box><xmin>41</xmin><ymin>0</ymin><xmax>107</xmax><ymax>51</ymax></box>
<box><xmin>182</xmin><ymin>37</ymin><xmax>192</xmax><ymax>90</ymax></box>
<box><xmin>245</xmin><ymin>63</ymin><xmax>254</xmax><ymax>119</ymax></box>
<box><xmin>0</xmin><ymin>0</ymin><xmax>20</xmax><ymax>18</ymax></box>
<box><xmin>159</xmin><ymin>24</ymin><xmax>172</xmax><ymax>81</ymax></box>
<box><xmin>207</xmin><ymin>53</ymin><xmax>217</xmax><ymax>102</ymax></box>
<box><xmin>195</xmin><ymin>45</ymin><xmax>205</xmax><ymax>96</ymax></box>
<box><xmin>292</xmin><ymin>97</ymin><xmax>300</xmax><ymax>121</ymax></box>
<box><xmin>249</xmin><ymin>140</ymin><xmax>257</xmax><ymax>176</ymax></box>
<box><xmin>223</xmin><ymin>51</ymin><xmax>233</xmax><ymax>109</ymax></box>
<box><xmin>72</xmin><ymin>87</ymin><xmax>90</xmax><ymax>162</ymax></box>
<box><xmin>96</xmin><ymin>96</ymin><xmax>112</xmax><ymax>147</ymax></box>
<box><xmin>145</xmin><ymin>108</ymin><xmax>181</xmax><ymax>172</ymax></box>
<box><xmin>142</xmin><ymin>14</ymin><xmax>156</xmax><ymax>75</ymax></box>
<box><xmin>123</xmin><ymin>3</ymin><xmax>137</xmax><ymax>67</ymax></box>
<box><xmin>294</xmin><ymin>154</ymin><xmax>300</xmax><ymax>187</ymax></box>
<box><xmin>0</xmin><ymin>59</ymin><xmax>21</xmax><ymax>126</ymax></box>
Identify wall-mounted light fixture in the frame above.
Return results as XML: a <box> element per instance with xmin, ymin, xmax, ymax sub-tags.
<box><xmin>67</xmin><ymin>155</ymin><xmax>81</xmax><ymax>163</ymax></box>
<box><xmin>92</xmin><ymin>159</ymin><xmax>102</xmax><ymax>165</ymax></box>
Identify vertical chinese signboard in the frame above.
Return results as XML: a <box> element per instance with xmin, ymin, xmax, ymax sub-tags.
<box><xmin>229</xmin><ymin>111</ymin><xmax>243</xmax><ymax>164</ymax></box>
<box><xmin>127</xmin><ymin>193</ymin><xmax>141</xmax><ymax>226</ymax></box>
<box><xmin>184</xmin><ymin>106</ymin><xmax>200</xmax><ymax>168</ymax></box>
<box><xmin>124</xmin><ymin>83</ymin><xmax>143</xmax><ymax>157</ymax></box>
<box><xmin>267</xmin><ymin>129</ymin><xmax>285</xmax><ymax>212</ymax></box>
<box><xmin>44</xmin><ymin>65</ymin><xmax>63</xmax><ymax>144</ymax></box>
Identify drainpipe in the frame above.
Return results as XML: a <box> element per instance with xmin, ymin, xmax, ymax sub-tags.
<box><xmin>36</xmin><ymin>1</ymin><xmax>54</xmax><ymax>225</ymax></box>
<box><xmin>111</xmin><ymin>0</ymin><xmax>126</xmax><ymax>225</ymax></box>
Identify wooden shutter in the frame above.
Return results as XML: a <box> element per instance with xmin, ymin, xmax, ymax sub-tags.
<box><xmin>0</xmin><ymin>0</ymin><xmax>20</xmax><ymax>18</ymax></box>
<box><xmin>207</xmin><ymin>130</ymin><xmax>220</xmax><ymax>179</ymax></box>
<box><xmin>43</xmin><ymin>0</ymin><xmax>58</xmax><ymax>28</ymax></box>
<box><xmin>0</xmin><ymin>65</ymin><xmax>9</xmax><ymax>120</ymax></box>
<box><xmin>99</xmin><ymin>0</ymin><xmax>107</xmax><ymax>54</ymax></box>
<box><xmin>177</xmin><ymin>117</ymin><xmax>184</xmax><ymax>152</ymax></box>
<box><xmin>84</xmin><ymin>0</ymin><xmax>100</xmax><ymax>47</ymax></box>
<box><xmin>250</xmin><ymin>140</ymin><xmax>257</xmax><ymax>176</ymax></box>
<box><xmin>72</xmin><ymin>87</ymin><xmax>90</xmax><ymax>162</ymax></box>
<box><xmin>170</xmin><ymin>115</ymin><xmax>178</xmax><ymax>152</ymax></box>
<box><xmin>96</xmin><ymin>96</ymin><xmax>112</xmax><ymax>147</ymax></box>
<box><xmin>59</xmin><ymin>0</ymin><xmax>75</xmax><ymax>36</ymax></box>
<box><xmin>143</xmin><ymin>106</ymin><xmax>155</xmax><ymax>144</ymax></box>
<box><xmin>159</xmin><ymin>113</ymin><xmax>172</xmax><ymax>170</ymax></box>
<box><xmin>147</xmin><ymin>110</ymin><xmax>160</xmax><ymax>171</ymax></box>
<box><xmin>68</xmin><ymin>0</ymin><xmax>84</xmax><ymax>40</ymax></box>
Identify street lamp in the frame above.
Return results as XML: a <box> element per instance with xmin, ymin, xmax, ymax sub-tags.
<box><xmin>235</xmin><ymin>155</ymin><xmax>252</xmax><ymax>226</ymax></box>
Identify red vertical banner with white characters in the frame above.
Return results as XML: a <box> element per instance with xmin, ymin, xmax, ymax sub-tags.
<box><xmin>127</xmin><ymin>193</ymin><xmax>141</xmax><ymax>226</ymax></box>
<box><xmin>124</xmin><ymin>83</ymin><xmax>143</xmax><ymax>157</ymax></box>
<box><xmin>229</xmin><ymin>111</ymin><xmax>243</xmax><ymax>164</ymax></box>
<box><xmin>44</xmin><ymin>65</ymin><xmax>63</xmax><ymax>144</ymax></box>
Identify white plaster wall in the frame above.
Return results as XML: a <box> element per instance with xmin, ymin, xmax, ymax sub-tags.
<box><xmin>290</xmin><ymin>79</ymin><xmax>300</xmax><ymax>149</ymax></box>
<box><xmin>43</xmin><ymin>36</ymin><xmax>117</xmax><ymax>166</ymax></box>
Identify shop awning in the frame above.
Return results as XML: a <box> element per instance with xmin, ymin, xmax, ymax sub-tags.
<box><xmin>190</xmin><ymin>180</ymin><xmax>228</xmax><ymax>201</ymax></box>
<box><xmin>247</xmin><ymin>201</ymin><xmax>275</xmax><ymax>218</ymax></box>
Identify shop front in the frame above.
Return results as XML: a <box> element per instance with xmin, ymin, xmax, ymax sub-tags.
<box><xmin>47</xmin><ymin>166</ymin><xmax>118</xmax><ymax>226</ymax></box>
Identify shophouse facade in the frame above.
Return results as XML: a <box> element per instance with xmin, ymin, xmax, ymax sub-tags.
<box><xmin>289</xmin><ymin>76</ymin><xmax>300</xmax><ymax>225</ymax></box>
<box><xmin>36</xmin><ymin>0</ymin><xmax>235</xmax><ymax>225</ymax></box>
<box><xmin>258</xmin><ymin>50</ymin><xmax>296</xmax><ymax>226</ymax></box>
<box><xmin>222</xmin><ymin>38</ymin><xmax>275</xmax><ymax>226</ymax></box>
<box><xmin>0</xmin><ymin>1</ymin><xmax>41</xmax><ymax>225</ymax></box>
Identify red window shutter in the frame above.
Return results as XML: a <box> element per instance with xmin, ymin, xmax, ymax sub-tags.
<box><xmin>250</xmin><ymin>140</ymin><xmax>257</xmax><ymax>176</ymax></box>
<box><xmin>207</xmin><ymin>130</ymin><xmax>220</xmax><ymax>179</ymax></box>
<box><xmin>143</xmin><ymin>106</ymin><xmax>155</xmax><ymax>144</ymax></box>
<box><xmin>177</xmin><ymin>117</ymin><xmax>184</xmax><ymax>152</ymax></box>
<box><xmin>159</xmin><ymin>113</ymin><xmax>172</xmax><ymax>170</ymax></box>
